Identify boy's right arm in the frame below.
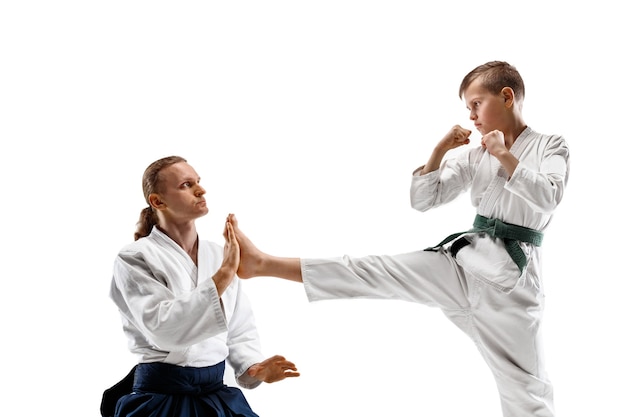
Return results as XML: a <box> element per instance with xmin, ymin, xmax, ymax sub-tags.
<box><xmin>418</xmin><ymin>125</ymin><xmax>472</xmax><ymax>175</ymax></box>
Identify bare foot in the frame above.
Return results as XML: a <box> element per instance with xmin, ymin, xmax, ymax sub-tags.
<box><xmin>227</xmin><ymin>213</ymin><xmax>265</xmax><ymax>279</ymax></box>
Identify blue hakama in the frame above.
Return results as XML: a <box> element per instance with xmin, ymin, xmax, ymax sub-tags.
<box><xmin>110</xmin><ymin>361</ymin><xmax>259</xmax><ymax>417</ymax></box>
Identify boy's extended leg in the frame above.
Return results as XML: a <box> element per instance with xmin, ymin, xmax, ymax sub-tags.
<box><xmin>301</xmin><ymin>249</ymin><xmax>471</xmax><ymax>312</ymax></box>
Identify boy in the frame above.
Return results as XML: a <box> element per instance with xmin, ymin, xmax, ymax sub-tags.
<box><xmin>232</xmin><ymin>61</ymin><xmax>569</xmax><ymax>417</ymax></box>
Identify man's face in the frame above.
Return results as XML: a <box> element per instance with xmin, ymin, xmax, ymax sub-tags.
<box><xmin>152</xmin><ymin>162</ymin><xmax>209</xmax><ymax>222</ymax></box>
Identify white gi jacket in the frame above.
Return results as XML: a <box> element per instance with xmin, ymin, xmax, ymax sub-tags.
<box><xmin>110</xmin><ymin>227</ymin><xmax>264</xmax><ymax>389</ymax></box>
<box><xmin>410</xmin><ymin>127</ymin><xmax>570</xmax><ymax>291</ymax></box>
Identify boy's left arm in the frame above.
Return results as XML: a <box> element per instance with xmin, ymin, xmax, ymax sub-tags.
<box><xmin>484</xmin><ymin>130</ymin><xmax>569</xmax><ymax>213</ymax></box>
<box><xmin>482</xmin><ymin>130</ymin><xmax>518</xmax><ymax>177</ymax></box>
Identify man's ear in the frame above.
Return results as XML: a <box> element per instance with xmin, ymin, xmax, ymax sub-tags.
<box><xmin>148</xmin><ymin>193</ymin><xmax>166</xmax><ymax>210</ymax></box>
<box><xmin>501</xmin><ymin>87</ymin><xmax>515</xmax><ymax>108</ymax></box>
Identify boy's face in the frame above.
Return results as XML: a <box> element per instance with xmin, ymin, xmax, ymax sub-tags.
<box><xmin>463</xmin><ymin>79</ymin><xmax>508</xmax><ymax>136</ymax></box>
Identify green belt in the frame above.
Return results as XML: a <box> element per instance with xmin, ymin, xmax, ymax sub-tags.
<box><xmin>425</xmin><ymin>214</ymin><xmax>544</xmax><ymax>273</ymax></box>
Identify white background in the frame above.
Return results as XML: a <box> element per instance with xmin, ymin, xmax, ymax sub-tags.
<box><xmin>1</xmin><ymin>1</ymin><xmax>624</xmax><ymax>416</ymax></box>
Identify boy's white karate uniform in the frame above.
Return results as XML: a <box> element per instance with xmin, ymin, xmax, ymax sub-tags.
<box><xmin>110</xmin><ymin>227</ymin><xmax>265</xmax><ymax>389</ymax></box>
<box><xmin>301</xmin><ymin>127</ymin><xmax>569</xmax><ymax>417</ymax></box>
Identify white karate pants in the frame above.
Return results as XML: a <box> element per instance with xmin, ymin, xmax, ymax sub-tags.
<box><xmin>301</xmin><ymin>248</ymin><xmax>554</xmax><ymax>417</ymax></box>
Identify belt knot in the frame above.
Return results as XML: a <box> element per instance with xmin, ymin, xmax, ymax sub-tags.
<box><xmin>425</xmin><ymin>215</ymin><xmax>544</xmax><ymax>274</ymax></box>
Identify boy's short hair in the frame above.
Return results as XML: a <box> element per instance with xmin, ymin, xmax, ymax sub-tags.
<box><xmin>459</xmin><ymin>61</ymin><xmax>525</xmax><ymax>101</ymax></box>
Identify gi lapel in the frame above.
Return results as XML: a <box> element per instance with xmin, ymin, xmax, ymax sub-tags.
<box><xmin>196</xmin><ymin>240</ymin><xmax>209</xmax><ymax>286</ymax></box>
<box><xmin>477</xmin><ymin>127</ymin><xmax>533</xmax><ymax>214</ymax></box>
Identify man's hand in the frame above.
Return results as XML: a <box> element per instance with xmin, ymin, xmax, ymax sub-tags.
<box><xmin>222</xmin><ymin>218</ymin><xmax>240</xmax><ymax>273</ymax></box>
<box><xmin>212</xmin><ymin>218</ymin><xmax>240</xmax><ymax>295</ymax></box>
<box><xmin>247</xmin><ymin>355</ymin><xmax>300</xmax><ymax>383</ymax></box>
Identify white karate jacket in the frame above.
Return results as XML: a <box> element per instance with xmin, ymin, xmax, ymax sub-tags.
<box><xmin>410</xmin><ymin>127</ymin><xmax>570</xmax><ymax>291</ymax></box>
<box><xmin>110</xmin><ymin>227</ymin><xmax>264</xmax><ymax>388</ymax></box>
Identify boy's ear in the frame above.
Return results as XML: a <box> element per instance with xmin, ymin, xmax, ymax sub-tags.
<box><xmin>501</xmin><ymin>87</ymin><xmax>515</xmax><ymax>107</ymax></box>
